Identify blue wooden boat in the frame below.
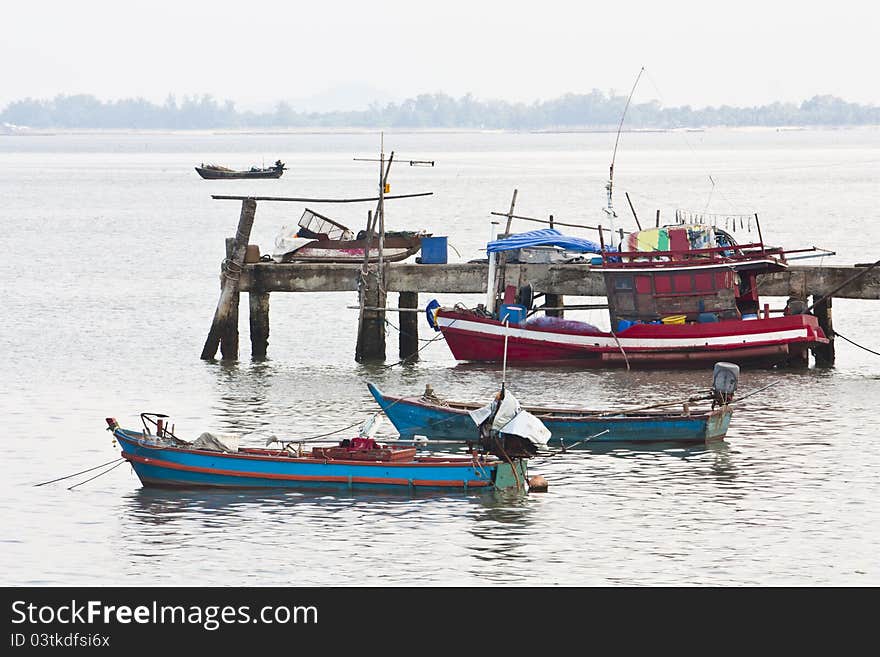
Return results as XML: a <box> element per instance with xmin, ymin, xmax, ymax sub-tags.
<box><xmin>367</xmin><ymin>380</ymin><xmax>734</xmax><ymax>445</ymax></box>
<box><xmin>107</xmin><ymin>417</ymin><xmax>527</xmax><ymax>491</ymax></box>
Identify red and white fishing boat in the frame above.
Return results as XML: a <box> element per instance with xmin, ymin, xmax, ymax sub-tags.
<box><xmin>430</xmin><ymin>223</ymin><xmax>829</xmax><ymax>369</ymax></box>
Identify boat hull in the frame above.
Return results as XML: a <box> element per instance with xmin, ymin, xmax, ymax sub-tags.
<box><xmin>368</xmin><ymin>384</ymin><xmax>732</xmax><ymax>444</ymax></box>
<box><xmin>435</xmin><ymin>310</ymin><xmax>826</xmax><ymax>369</ymax></box>
<box><xmin>281</xmin><ymin>237</ymin><xmax>423</xmax><ymax>263</ymax></box>
<box><xmin>114</xmin><ymin>429</ymin><xmax>518</xmax><ymax>490</ymax></box>
<box><xmin>195</xmin><ymin>167</ymin><xmax>283</xmax><ymax>180</ymax></box>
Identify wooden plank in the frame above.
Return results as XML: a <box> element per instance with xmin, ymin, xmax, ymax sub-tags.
<box><xmin>211</xmin><ymin>192</ymin><xmax>432</xmax><ymax>203</ymax></box>
<box><xmin>237</xmin><ymin>262</ymin><xmax>880</xmax><ymax>300</ymax></box>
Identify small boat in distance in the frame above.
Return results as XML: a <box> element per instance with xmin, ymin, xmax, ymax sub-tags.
<box><xmin>368</xmin><ymin>362</ymin><xmax>739</xmax><ymax>445</ymax></box>
<box><xmin>195</xmin><ymin>159</ymin><xmax>286</xmax><ymax>179</ymax></box>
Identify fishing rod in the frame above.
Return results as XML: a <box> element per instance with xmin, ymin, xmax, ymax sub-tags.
<box><xmin>604</xmin><ymin>66</ymin><xmax>646</xmax><ymax>232</ymax></box>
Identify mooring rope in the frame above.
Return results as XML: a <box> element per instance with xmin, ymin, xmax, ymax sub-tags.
<box><xmin>608</xmin><ymin>326</ymin><xmax>630</xmax><ymax>371</ymax></box>
<box><xmin>834</xmin><ymin>330</ymin><xmax>880</xmax><ymax>357</ymax></box>
<box><xmin>67</xmin><ymin>459</ymin><xmax>127</xmax><ymax>490</ymax></box>
<box><xmin>377</xmin><ymin>316</ymin><xmax>459</xmax><ymax>369</ymax></box>
<box><xmin>383</xmin><ymin>317</ymin><xmax>445</xmax><ymax>344</ymax></box>
<box><xmin>33</xmin><ymin>458</ymin><xmax>124</xmax><ymax>487</ymax></box>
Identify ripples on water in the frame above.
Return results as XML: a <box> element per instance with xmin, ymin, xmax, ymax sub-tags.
<box><xmin>1</xmin><ymin>130</ymin><xmax>878</xmax><ymax>586</ymax></box>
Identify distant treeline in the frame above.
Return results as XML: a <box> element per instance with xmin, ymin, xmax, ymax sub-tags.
<box><xmin>2</xmin><ymin>91</ymin><xmax>878</xmax><ymax>130</ymax></box>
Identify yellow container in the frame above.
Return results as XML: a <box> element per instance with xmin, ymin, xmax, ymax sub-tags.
<box><xmin>661</xmin><ymin>314</ymin><xmax>687</xmax><ymax>325</ymax></box>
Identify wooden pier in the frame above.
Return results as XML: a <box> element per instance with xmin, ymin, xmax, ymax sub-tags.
<box><xmin>202</xmin><ymin>226</ymin><xmax>880</xmax><ymax>367</ymax></box>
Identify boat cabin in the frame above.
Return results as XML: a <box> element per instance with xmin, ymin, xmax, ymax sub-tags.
<box><xmin>600</xmin><ymin>224</ymin><xmax>788</xmax><ymax>327</ymax></box>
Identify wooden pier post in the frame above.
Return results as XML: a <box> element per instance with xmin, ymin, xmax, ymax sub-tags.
<box><xmin>812</xmin><ymin>295</ymin><xmax>835</xmax><ymax>367</ymax></box>
<box><xmin>398</xmin><ymin>291</ymin><xmax>420</xmax><ymax>361</ymax></box>
<box><xmin>355</xmin><ymin>268</ymin><xmax>386</xmax><ymax>361</ymax></box>
<box><xmin>249</xmin><ymin>291</ymin><xmax>270</xmax><ymax>360</ymax></box>
<box><xmin>201</xmin><ymin>198</ymin><xmax>257</xmax><ymax>361</ymax></box>
<box><xmin>545</xmin><ymin>293</ymin><xmax>564</xmax><ymax>318</ymax></box>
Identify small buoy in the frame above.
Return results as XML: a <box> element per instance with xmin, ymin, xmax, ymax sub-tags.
<box><xmin>528</xmin><ymin>475</ymin><xmax>548</xmax><ymax>493</ymax></box>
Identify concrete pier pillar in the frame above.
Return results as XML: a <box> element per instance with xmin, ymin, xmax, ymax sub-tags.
<box><xmin>355</xmin><ymin>268</ymin><xmax>386</xmax><ymax>362</ymax></box>
<box><xmin>812</xmin><ymin>296</ymin><xmax>835</xmax><ymax>368</ymax></box>
<box><xmin>249</xmin><ymin>291</ymin><xmax>270</xmax><ymax>360</ymax></box>
<box><xmin>399</xmin><ymin>291</ymin><xmax>420</xmax><ymax>361</ymax></box>
<box><xmin>545</xmin><ymin>293</ymin><xmax>564</xmax><ymax>318</ymax></box>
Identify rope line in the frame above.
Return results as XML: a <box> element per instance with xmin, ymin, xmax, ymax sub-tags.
<box><xmin>34</xmin><ymin>458</ymin><xmax>124</xmax><ymax>487</ymax></box>
<box><xmin>834</xmin><ymin>330</ymin><xmax>880</xmax><ymax>357</ymax></box>
<box><xmin>67</xmin><ymin>459</ymin><xmax>127</xmax><ymax>490</ymax></box>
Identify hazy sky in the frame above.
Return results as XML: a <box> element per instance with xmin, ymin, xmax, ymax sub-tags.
<box><xmin>2</xmin><ymin>0</ymin><xmax>877</xmax><ymax>111</ymax></box>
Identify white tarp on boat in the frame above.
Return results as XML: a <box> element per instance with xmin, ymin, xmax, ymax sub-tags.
<box><xmin>468</xmin><ymin>391</ymin><xmax>551</xmax><ymax>449</ymax></box>
<box><xmin>190</xmin><ymin>432</ymin><xmax>240</xmax><ymax>453</ymax></box>
<box><xmin>272</xmin><ymin>208</ymin><xmax>356</xmax><ymax>261</ymax></box>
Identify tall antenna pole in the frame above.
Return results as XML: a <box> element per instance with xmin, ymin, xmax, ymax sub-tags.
<box><xmin>604</xmin><ymin>66</ymin><xmax>645</xmax><ymax>237</ymax></box>
<box><xmin>378</xmin><ymin>132</ymin><xmax>385</xmax><ymax>289</ymax></box>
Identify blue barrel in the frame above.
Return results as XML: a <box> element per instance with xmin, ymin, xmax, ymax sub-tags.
<box><xmin>499</xmin><ymin>304</ymin><xmax>526</xmax><ymax>325</ymax></box>
<box><xmin>420</xmin><ymin>236</ymin><xmax>448</xmax><ymax>264</ymax></box>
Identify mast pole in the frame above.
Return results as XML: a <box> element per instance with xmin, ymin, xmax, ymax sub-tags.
<box><xmin>604</xmin><ymin>66</ymin><xmax>645</xmax><ymax>236</ymax></box>
<box><xmin>378</xmin><ymin>132</ymin><xmax>385</xmax><ymax>289</ymax></box>
<box><xmin>486</xmin><ymin>220</ymin><xmax>500</xmax><ymax>315</ymax></box>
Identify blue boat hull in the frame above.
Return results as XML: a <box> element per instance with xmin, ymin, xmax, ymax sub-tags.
<box><xmin>114</xmin><ymin>429</ymin><xmax>520</xmax><ymax>491</ymax></box>
<box><xmin>368</xmin><ymin>383</ymin><xmax>731</xmax><ymax>444</ymax></box>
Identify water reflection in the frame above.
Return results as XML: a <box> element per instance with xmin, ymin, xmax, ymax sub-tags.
<box><xmin>121</xmin><ymin>485</ymin><xmax>518</xmax><ymax>527</ymax></box>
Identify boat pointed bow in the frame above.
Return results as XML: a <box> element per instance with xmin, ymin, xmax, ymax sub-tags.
<box><xmin>366</xmin><ymin>382</ymin><xmax>388</xmax><ymax>408</ymax></box>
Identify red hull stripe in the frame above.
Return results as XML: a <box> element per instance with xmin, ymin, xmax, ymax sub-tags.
<box><xmin>123</xmin><ymin>453</ymin><xmax>492</xmax><ymax>488</ymax></box>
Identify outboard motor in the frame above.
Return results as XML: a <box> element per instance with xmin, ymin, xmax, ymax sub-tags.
<box><xmin>711</xmin><ymin>362</ymin><xmax>740</xmax><ymax>406</ymax></box>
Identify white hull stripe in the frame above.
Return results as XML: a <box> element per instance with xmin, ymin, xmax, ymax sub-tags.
<box><xmin>437</xmin><ymin>316</ymin><xmax>810</xmax><ymax>349</ymax></box>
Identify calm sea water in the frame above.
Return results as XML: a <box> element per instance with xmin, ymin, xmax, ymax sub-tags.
<box><xmin>1</xmin><ymin>128</ymin><xmax>878</xmax><ymax>586</ymax></box>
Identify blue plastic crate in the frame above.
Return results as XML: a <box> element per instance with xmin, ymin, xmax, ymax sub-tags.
<box><xmin>420</xmin><ymin>236</ymin><xmax>448</xmax><ymax>264</ymax></box>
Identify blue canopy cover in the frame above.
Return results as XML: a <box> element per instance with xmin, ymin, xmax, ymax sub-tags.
<box><xmin>486</xmin><ymin>228</ymin><xmax>607</xmax><ymax>254</ymax></box>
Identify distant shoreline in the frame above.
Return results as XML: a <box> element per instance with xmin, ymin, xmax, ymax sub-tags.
<box><xmin>4</xmin><ymin>91</ymin><xmax>877</xmax><ymax>134</ymax></box>
<box><xmin>2</xmin><ymin>125</ymin><xmax>878</xmax><ymax>137</ymax></box>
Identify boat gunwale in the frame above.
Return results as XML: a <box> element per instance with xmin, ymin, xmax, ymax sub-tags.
<box><xmin>115</xmin><ymin>429</ymin><xmax>494</xmax><ymax>468</ymax></box>
<box><xmin>370</xmin><ymin>387</ymin><xmax>725</xmax><ymax>421</ymax></box>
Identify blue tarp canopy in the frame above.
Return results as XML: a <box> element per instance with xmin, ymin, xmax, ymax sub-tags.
<box><xmin>486</xmin><ymin>228</ymin><xmax>607</xmax><ymax>254</ymax></box>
